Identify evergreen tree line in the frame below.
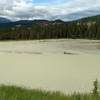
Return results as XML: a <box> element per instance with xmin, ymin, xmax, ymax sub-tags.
<box><xmin>0</xmin><ymin>21</ymin><xmax>100</xmax><ymax>40</ymax></box>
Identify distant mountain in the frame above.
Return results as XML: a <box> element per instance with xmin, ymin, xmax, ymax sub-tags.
<box><xmin>0</xmin><ymin>14</ymin><xmax>100</xmax><ymax>28</ymax></box>
<box><xmin>0</xmin><ymin>19</ymin><xmax>65</xmax><ymax>28</ymax></box>
<box><xmin>0</xmin><ymin>14</ymin><xmax>100</xmax><ymax>24</ymax></box>
<box><xmin>75</xmin><ymin>14</ymin><xmax>100</xmax><ymax>23</ymax></box>
<box><xmin>0</xmin><ymin>17</ymin><xmax>11</xmax><ymax>23</ymax></box>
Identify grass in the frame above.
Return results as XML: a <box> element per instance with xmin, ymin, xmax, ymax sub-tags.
<box><xmin>0</xmin><ymin>85</ymin><xmax>100</xmax><ymax>100</ymax></box>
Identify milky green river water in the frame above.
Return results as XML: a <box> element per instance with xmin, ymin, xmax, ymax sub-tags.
<box><xmin>0</xmin><ymin>39</ymin><xmax>100</xmax><ymax>94</ymax></box>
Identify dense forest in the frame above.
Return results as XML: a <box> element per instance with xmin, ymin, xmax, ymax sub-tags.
<box><xmin>0</xmin><ymin>15</ymin><xmax>100</xmax><ymax>40</ymax></box>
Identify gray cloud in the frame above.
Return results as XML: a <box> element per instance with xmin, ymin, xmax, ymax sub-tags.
<box><xmin>0</xmin><ymin>0</ymin><xmax>100</xmax><ymax>21</ymax></box>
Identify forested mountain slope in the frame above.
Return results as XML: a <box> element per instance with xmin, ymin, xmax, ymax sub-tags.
<box><xmin>0</xmin><ymin>15</ymin><xmax>100</xmax><ymax>40</ymax></box>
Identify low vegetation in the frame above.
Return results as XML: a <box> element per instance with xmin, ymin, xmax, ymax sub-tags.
<box><xmin>0</xmin><ymin>85</ymin><xmax>100</xmax><ymax>100</ymax></box>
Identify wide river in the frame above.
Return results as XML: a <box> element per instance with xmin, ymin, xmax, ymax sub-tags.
<box><xmin>0</xmin><ymin>39</ymin><xmax>100</xmax><ymax>94</ymax></box>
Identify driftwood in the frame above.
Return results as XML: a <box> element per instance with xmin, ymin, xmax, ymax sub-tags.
<box><xmin>64</xmin><ymin>51</ymin><xmax>75</xmax><ymax>55</ymax></box>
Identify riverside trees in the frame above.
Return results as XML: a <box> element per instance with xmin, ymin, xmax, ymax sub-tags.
<box><xmin>0</xmin><ymin>19</ymin><xmax>100</xmax><ymax>40</ymax></box>
<box><xmin>92</xmin><ymin>79</ymin><xmax>100</xmax><ymax>95</ymax></box>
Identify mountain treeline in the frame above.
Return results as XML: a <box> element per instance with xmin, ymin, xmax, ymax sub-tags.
<box><xmin>0</xmin><ymin>15</ymin><xmax>100</xmax><ymax>40</ymax></box>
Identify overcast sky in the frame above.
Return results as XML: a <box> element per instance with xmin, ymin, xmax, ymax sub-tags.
<box><xmin>0</xmin><ymin>0</ymin><xmax>100</xmax><ymax>21</ymax></box>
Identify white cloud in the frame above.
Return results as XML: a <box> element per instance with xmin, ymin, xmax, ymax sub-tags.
<box><xmin>0</xmin><ymin>0</ymin><xmax>100</xmax><ymax>21</ymax></box>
